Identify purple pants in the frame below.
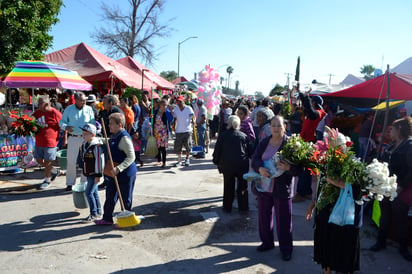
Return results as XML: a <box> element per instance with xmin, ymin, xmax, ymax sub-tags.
<box><xmin>257</xmin><ymin>192</ymin><xmax>293</xmax><ymax>254</ymax></box>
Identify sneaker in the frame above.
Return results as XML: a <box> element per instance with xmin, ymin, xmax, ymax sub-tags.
<box><xmin>257</xmin><ymin>243</ymin><xmax>275</xmax><ymax>252</ymax></box>
<box><xmin>185</xmin><ymin>159</ymin><xmax>190</xmax><ymax>166</ymax></box>
<box><xmin>65</xmin><ymin>185</ymin><xmax>72</xmax><ymax>191</ymax></box>
<box><xmin>50</xmin><ymin>169</ymin><xmax>59</xmax><ymax>181</ymax></box>
<box><xmin>282</xmin><ymin>252</ymin><xmax>292</xmax><ymax>261</ymax></box>
<box><xmin>83</xmin><ymin>215</ymin><xmax>97</xmax><ymax>222</ymax></box>
<box><xmin>37</xmin><ymin>181</ymin><xmax>50</xmax><ymax>190</ymax></box>
<box><xmin>174</xmin><ymin>162</ymin><xmax>182</xmax><ymax>167</ymax></box>
<box><xmin>94</xmin><ymin>219</ymin><xmax>114</xmax><ymax>226</ymax></box>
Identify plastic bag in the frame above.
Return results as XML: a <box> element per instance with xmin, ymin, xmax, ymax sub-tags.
<box><xmin>328</xmin><ymin>183</ymin><xmax>355</xmax><ymax>226</ymax></box>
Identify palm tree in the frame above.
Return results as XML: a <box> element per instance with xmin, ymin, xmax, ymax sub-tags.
<box><xmin>220</xmin><ymin>76</ymin><xmax>225</xmax><ymax>86</ymax></box>
<box><xmin>235</xmin><ymin>80</ymin><xmax>240</xmax><ymax>91</ymax></box>
<box><xmin>360</xmin><ymin>64</ymin><xmax>375</xmax><ymax>80</ymax></box>
<box><xmin>226</xmin><ymin>66</ymin><xmax>234</xmax><ymax>89</ymax></box>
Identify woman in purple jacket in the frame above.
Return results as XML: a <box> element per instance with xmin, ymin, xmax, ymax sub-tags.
<box><xmin>251</xmin><ymin>115</ymin><xmax>303</xmax><ymax>261</ymax></box>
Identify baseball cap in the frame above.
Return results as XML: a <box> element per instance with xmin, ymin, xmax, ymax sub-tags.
<box><xmin>176</xmin><ymin>95</ymin><xmax>185</xmax><ymax>101</ymax></box>
<box><xmin>197</xmin><ymin>98</ymin><xmax>204</xmax><ymax>105</ymax></box>
<box><xmin>80</xmin><ymin>123</ymin><xmax>97</xmax><ymax>135</ymax></box>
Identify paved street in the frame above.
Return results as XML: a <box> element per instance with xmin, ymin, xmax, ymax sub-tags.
<box><xmin>0</xmin><ymin>141</ymin><xmax>410</xmax><ymax>273</ymax></box>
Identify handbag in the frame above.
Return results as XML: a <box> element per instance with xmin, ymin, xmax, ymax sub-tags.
<box><xmin>103</xmin><ymin>161</ymin><xmax>120</xmax><ymax>178</ymax></box>
<box><xmin>328</xmin><ymin>183</ymin><xmax>355</xmax><ymax>226</ymax></box>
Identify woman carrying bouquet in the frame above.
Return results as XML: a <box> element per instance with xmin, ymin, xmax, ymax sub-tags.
<box><xmin>251</xmin><ymin>115</ymin><xmax>303</xmax><ymax>261</ymax></box>
<box><xmin>370</xmin><ymin>116</ymin><xmax>412</xmax><ymax>261</ymax></box>
<box><xmin>306</xmin><ymin>130</ymin><xmax>362</xmax><ymax>274</ymax></box>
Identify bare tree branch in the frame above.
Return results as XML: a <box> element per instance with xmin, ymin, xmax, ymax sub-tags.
<box><xmin>91</xmin><ymin>0</ymin><xmax>174</xmax><ymax>65</ymax></box>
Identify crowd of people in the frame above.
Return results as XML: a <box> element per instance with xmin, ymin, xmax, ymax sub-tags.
<box><xmin>211</xmin><ymin>92</ymin><xmax>412</xmax><ymax>272</ymax></box>
<box><xmin>10</xmin><ymin>87</ymin><xmax>412</xmax><ymax>272</ymax></box>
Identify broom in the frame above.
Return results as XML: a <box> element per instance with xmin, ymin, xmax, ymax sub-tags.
<box><xmin>145</xmin><ymin>87</ymin><xmax>158</xmax><ymax>157</ymax></box>
<box><xmin>101</xmin><ymin>118</ymin><xmax>141</xmax><ymax>228</ymax></box>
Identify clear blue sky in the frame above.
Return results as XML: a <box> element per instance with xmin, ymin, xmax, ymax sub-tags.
<box><xmin>48</xmin><ymin>0</ymin><xmax>412</xmax><ymax>95</ymax></box>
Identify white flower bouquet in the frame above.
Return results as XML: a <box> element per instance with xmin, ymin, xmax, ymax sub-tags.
<box><xmin>362</xmin><ymin>159</ymin><xmax>398</xmax><ymax>202</ymax></box>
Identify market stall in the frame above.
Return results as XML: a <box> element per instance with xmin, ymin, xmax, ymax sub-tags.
<box><xmin>0</xmin><ymin>61</ymin><xmax>92</xmax><ymax>172</ymax></box>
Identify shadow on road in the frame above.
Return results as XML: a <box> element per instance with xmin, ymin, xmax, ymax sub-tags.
<box><xmin>0</xmin><ymin>211</ymin><xmax>115</xmax><ymax>251</ymax></box>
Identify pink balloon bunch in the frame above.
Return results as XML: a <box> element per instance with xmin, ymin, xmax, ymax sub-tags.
<box><xmin>196</xmin><ymin>65</ymin><xmax>222</xmax><ymax>119</ymax></box>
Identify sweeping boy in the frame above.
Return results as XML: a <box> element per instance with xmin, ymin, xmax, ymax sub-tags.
<box><xmin>79</xmin><ymin>123</ymin><xmax>105</xmax><ymax>222</ymax></box>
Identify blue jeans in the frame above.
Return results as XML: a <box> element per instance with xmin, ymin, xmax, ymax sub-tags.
<box><xmin>86</xmin><ymin>176</ymin><xmax>101</xmax><ymax>216</ymax></box>
<box><xmin>196</xmin><ymin>125</ymin><xmax>206</xmax><ymax>149</ymax></box>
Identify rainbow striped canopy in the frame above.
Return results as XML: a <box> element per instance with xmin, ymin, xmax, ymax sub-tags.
<box><xmin>4</xmin><ymin>61</ymin><xmax>92</xmax><ymax>90</ymax></box>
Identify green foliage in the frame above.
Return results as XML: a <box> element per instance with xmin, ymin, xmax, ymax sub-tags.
<box><xmin>280</xmin><ymin>101</ymin><xmax>292</xmax><ymax>119</ymax></box>
<box><xmin>360</xmin><ymin>64</ymin><xmax>376</xmax><ymax>80</ymax></box>
<box><xmin>316</xmin><ymin>176</ymin><xmax>340</xmax><ymax>210</ymax></box>
<box><xmin>254</xmin><ymin>91</ymin><xmax>264</xmax><ymax>100</ymax></box>
<box><xmin>269</xmin><ymin>84</ymin><xmax>286</xmax><ymax>96</ymax></box>
<box><xmin>122</xmin><ymin>87</ymin><xmax>142</xmax><ymax>102</ymax></box>
<box><xmin>278</xmin><ymin>134</ymin><xmax>317</xmax><ymax>170</ymax></box>
<box><xmin>0</xmin><ymin>0</ymin><xmax>63</xmax><ymax>74</ymax></box>
<box><xmin>160</xmin><ymin>70</ymin><xmax>178</xmax><ymax>82</ymax></box>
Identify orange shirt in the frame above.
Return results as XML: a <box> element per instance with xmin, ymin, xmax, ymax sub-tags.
<box><xmin>121</xmin><ymin>106</ymin><xmax>135</xmax><ymax>131</ymax></box>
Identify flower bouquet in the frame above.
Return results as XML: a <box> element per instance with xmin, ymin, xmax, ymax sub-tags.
<box><xmin>315</xmin><ymin>127</ymin><xmax>397</xmax><ymax>209</ymax></box>
<box><xmin>362</xmin><ymin>159</ymin><xmax>398</xmax><ymax>202</ymax></box>
<box><xmin>9</xmin><ymin>111</ymin><xmax>43</xmax><ymax>137</ymax></box>
<box><xmin>315</xmin><ymin>128</ymin><xmax>368</xmax><ymax>209</ymax></box>
<box><xmin>278</xmin><ymin>134</ymin><xmax>317</xmax><ymax>169</ymax></box>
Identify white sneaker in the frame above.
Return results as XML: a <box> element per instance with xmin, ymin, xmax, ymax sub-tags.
<box><xmin>185</xmin><ymin>159</ymin><xmax>190</xmax><ymax>166</ymax></box>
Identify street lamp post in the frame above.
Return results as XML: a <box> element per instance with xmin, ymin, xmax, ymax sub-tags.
<box><xmin>177</xmin><ymin>36</ymin><xmax>198</xmax><ymax>77</ymax></box>
<box><xmin>141</xmin><ymin>69</ymin><xmax>149</xmax><ymax>91</ymax></box>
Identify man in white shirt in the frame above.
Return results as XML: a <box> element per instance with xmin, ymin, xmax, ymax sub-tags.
<box><xmin>173</xmin><ymin>96</ymin><xmax>194</xmax><ymax>166</ymax></box>
<box><xmin>59</xmin><ymin>92</ymin><xmax>95</xmax><ymax>191</ymax></box>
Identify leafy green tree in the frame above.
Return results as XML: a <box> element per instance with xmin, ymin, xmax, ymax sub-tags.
<box><xmin>254</xmin><ymin>91</ymin><xmax>264</xmax><ymax>101</ymax></box>
<box><xmin>269</xmin><ymin>84</ymin><xmax>286</xmax><ymax>96</ymax></box>
<box><xmin>93</xmin><ymin>0</ymin><xmax>174</xmax><ymax>65</ymax></box>
<box><xmin>160</xmin><ymin>70</ymin><xmax>178</xmax><ymax>82</ymax></box>
<box><xmin>0</xmin><ymin>0</ymin><xmax>62</xmax><ymax>74</ymax></box>
<box><xmin>360</xmin><ymin>64</ymin><xmax>375</xmax><ymax>80</ymax></box>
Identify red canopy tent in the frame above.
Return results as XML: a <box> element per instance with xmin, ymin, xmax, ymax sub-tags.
<box><xmin>322</xmin><ymin>72</ymin><xmax>412</xmax><ymax>101</ymax></box>
<box><xmin>117</xmin><ymin>56</ymin><xmax>174</xmax><ymax>90</ymax></box>
<box><xmin>45</xmin><ymin>43</ymin><xmax>153</xmax><ymax>91</ymax></box>
<box><xmin>172</xmin><ymin>76</ymin><xmax>188</xmax><ymax>85</ymax></box>
<box><xmin>323</xmin><ymin>70</ymin><xmax>412</xmax><ymax>151</ymax></box>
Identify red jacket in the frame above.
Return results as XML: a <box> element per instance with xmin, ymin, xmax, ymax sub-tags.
<box><xmin>301</xmin><ymin>109</ymin><xmax>326</xmax><ymax>142</ymax></box>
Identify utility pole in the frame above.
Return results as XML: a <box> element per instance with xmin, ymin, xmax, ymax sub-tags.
<box><xmin>285</xmin><ymin>72</ymin><xmax>293</xmax><ymax>103</ymax></box>
<box><xmin>284</xmin><ymin>73</ymin><xmax>293</xmax><ymax>89</ymax></box>
<box><xmin>328</xmin><ymin>73</ymin><xmax>335</xmax><ymax>85</ymax></box>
